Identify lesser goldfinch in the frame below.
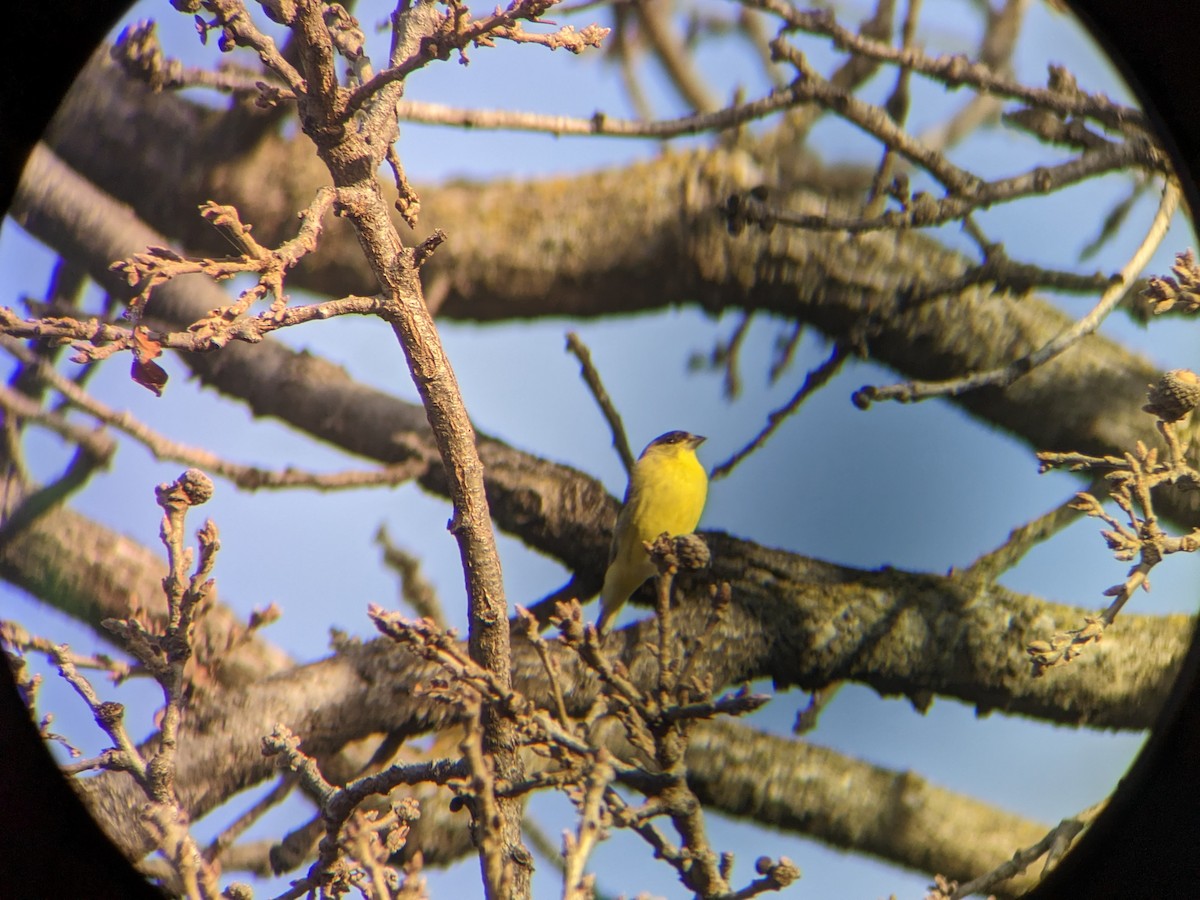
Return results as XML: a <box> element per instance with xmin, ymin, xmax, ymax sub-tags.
<box><xmin>596</xmin><ymin>431</ymin><xmax>708</xmax><ymax>633</ymax></box>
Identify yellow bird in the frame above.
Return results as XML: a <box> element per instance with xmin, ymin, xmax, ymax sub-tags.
<box><xmin>596</xmin><ymin>431</ymin><xmax>708</xmax><ymax>633</ymax></box>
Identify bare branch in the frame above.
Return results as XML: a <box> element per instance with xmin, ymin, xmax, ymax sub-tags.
<box><xmin>711</xmin><ymin>342</ymin><xmax>848</xmax><ymax>480</ymax></box>
<box><xmin>721</xmin><ymin>137</ymin><xmax>1164</xmax><ymax>235</ymax></box>
<box><xmin>855</xmin><ymin>178</ymin><xmax>1180</xmax><ymax>407</ymax></box>
<box><xmin>740</xmin><ymin>0</ymin><xmax>1149</xmax><ymax>134</ymax></box>
<box><xmin>945</xmin><ymin>801</ymin><xmax>1104</xmax><ymax>900</ymax></box>
<box><xmin>2</xmin><ymin>334</ymin><xmax>425</xmax><ymax>492</ymax></box>
<box><xmin>566</xmin><ymin>331</ymin><xmax>635</xmax><ymax>475</ymax></box>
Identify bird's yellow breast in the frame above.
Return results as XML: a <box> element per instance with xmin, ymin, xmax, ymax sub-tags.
<box><xmin>621</xmin><ymin>445</ymin><xmax>708</xmax><ymax>546</ymax></box>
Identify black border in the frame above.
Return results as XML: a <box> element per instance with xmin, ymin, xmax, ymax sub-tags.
<box><xmin>1025</xmin><ymin>3</ymin><xmax>1200</xmax><ymax>894</ymax></box>
<box><xmin>1</xmin><ymin>2</ymin><xmax>1198</xmax><ymax>897</ymax></box>
<box><xmin>1</xmin><ymin>8</ymin><xmax>168</xmax><ymax>897</ymax></box>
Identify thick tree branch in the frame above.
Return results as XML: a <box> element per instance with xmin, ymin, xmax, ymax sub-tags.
<box><xmin>8</xmin><ymin>147</ymin><xmax>1190</xmax><ymax>732</ymax></box>
<box><xmin>69</xmin><ymin>555</ymin><xmax>1174</xmax><ymax>880</ymax></box>
<box><xmin>686</xmin><ymin>719</ymin><xmax>1048</xmax><ymax>899</ymax></box>
<box><xmin>39</xmin><ymin>57</ymin><xmax>1176</xmax><ymax>487</ymax></box>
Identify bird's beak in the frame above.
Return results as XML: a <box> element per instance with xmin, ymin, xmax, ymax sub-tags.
<box><xmin>689</xmin><ymin>434</ymin><xmax>707</xmax><ymax>449</ymax></box>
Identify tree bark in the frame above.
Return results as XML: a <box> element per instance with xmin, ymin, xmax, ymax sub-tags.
<box><xmin>45</xmin><ymin>55</ymin><xmax>1173</xmax><ymax>477</ymax></box>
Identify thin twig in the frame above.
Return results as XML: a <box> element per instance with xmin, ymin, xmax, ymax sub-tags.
<box><xmin>561</xmin><ymin>752</ymin><xmax>616</xmax><ymax>899</ymax></box>
<box><xmin>721</xmin><ymin>313</ymin><xmax>753</xmax><ymax>399</ymax></box>
<box><xmin>918</xmin><ymin>0</ymin><xmax>1029</xmax><ymax>152</ymax></box>
<box><xmin>947</xmin><ymin>801</ymin><xmax>1104</xmax><ymax>900</ymax></box>
<box><xmin>343</xmin><ymin>0</ymin><xmax>608</xmax><ymax>116</ymax></box>
<box><xmin>515</xmin><ymin>607</ymin><xmax>573</xmax><ymax>728</ymax></box>
<box><xmin>2</xmin><ymin>335</ymin><xmax>427</xmax><ymax>492</ymax></box>
<box><xmin>0</xmin><ymin>381</ymin><xmax>115</xmax><ymax>463</ymax></box>
<box><xmin>711</xmin><ymin>343</ymin><xmax>848</xmax><ymax>480</ymax></box>
<box><xmin>862</xmin><ymin>0</ymin><xmax>921</xmax><ymax>218</ymax></box>
<box><xmin>768</xmin><ymin>321</ymin><xmax>804</xmax><ymax>384</ymax></box>
<box><xmin>740</xmin><ymin>0</ymin><xmax>1149</xmax><ymax>134</ymax></box>
<box><xmin>855</xmin><ymin>179</ymin><xmax>1180</xmax><ymax>407</ymax></box>
<box><xmin>385</xmin><ymin>75</ymin><xmax>858</xmax><ymax>139</ymax></box>
<box><xmin>0</xmin><ymin>294</ymin><xmax>397</xmax><ymax>364</ymax></box>
<box><xmin>566</xmin><ymin>332</ymin><xmax>635</xmax><ymax>475</ymax></box>
<box><xmin>633</xmin><ymin>0</ymin><xmax>719</xmax><ymax>113</ymax></box>
<box><xmin>721</xmin><ymin>137</ymin><xmax>1163</xmax><ymax>236</ymax></box>
<box><xmin>376</xmin><ymin>527</ymin><xmax>448</xmax><ymax>627</ymax></box>
<box><xmin>960</xmin><ymin>486</ymin><xmax>1094</xmax><ymax>584</ymax></box>
<box><xmin>204</xmin><ymin>775</ymin><xmax>297</xmax><ymax>863</ymax></box>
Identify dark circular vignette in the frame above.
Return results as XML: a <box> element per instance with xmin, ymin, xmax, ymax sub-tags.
<box><xmin>1025</xmin><ymin>5</ymin><xmax>1200</xmax><ymax>898</ymax></box>
<box><xmin>0</xmin><ymin>6</ymin><xmax>166</xmax><ymax>898</ymax></box>
<box><xmin>0</xmin><ymin>1</ymin><xmax>1197</xmax><ymax>898</ymax></box>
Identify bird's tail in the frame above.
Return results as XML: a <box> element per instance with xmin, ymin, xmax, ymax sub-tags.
<box><xmin>595</xmin><ymin>562</ymin><xmax>646</xmax><ymax>634</ymax></box>
<box><xmin>595</xmin><ymin>596</ymin><xmax>619</xmax><ymax>635</ymax></box>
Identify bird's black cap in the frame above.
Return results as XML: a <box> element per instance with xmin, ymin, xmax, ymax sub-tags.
<box><xmin>643</xmin><ymin>431</ymin><xmax>706</xmax><ymax>453</ymax></box>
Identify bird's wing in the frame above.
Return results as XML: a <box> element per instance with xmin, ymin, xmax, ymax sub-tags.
<box><xmin>606</xmin><ymin>502</ymin><xmax>629</xmax><ymax>567</ymax></box>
